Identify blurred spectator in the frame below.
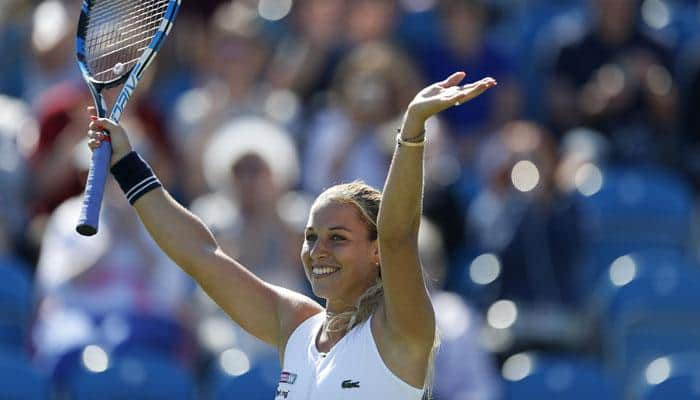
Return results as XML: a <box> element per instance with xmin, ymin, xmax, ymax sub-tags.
<box><xmin>27</xmin><ymin>77</ymin><xmax>175</xmax><ymax>245</ymax></box>
<box><xmin>346</xmin><ymin>0</ymin><xmax>400</xmax><ymax>45</ymax></box>
<box><xmin>412</xmin><ymin>0</ymin><xmax>521</xmax><ymax>161</ymax></box>
<box><xmin>170</xmin><ymin>1</ymin><xmax>276</xmax><ymax>200</ymax></box>
<box><xmin>0</xmin><ymin>0</ymin><xmax>32</xmax><ymax>97</ymax></box>
<box><xmin>28</xmin><ymin>82</ymin><xmax>90</xmax><ymax>221</ymax></box>
<box><xmin>191</xmin><ymin>116</ymin><xmax>309</xmax><ymax>363</ymax></box>
<box><xmin>267</xmin><ymin>0</ymin><xmax>400</xmax><ymax>116</ymax></box>
<box><xmin>420</xmin><ymin>118</ymin><xmax>473</xmax><ymax>285</ymax></box>
<box><xmin>195</xmin><ymin>116</ymin><xmax>308</xmax><ymax>293</ymax></box>
<box><xmin>420</xmin><ymin>218</ymin><xmax>502</xmax><ymax>400</ymax></box>
<box><xmin>547</xmin><ymin>0</ymin><xmax>679</xmax><ymax>165</ymax></box>
<box><xmin>32</xmin><ymin>138</ymin><xmax>194</xmax><ymax>370</ymax></box>
<box><xmin>0</xmin><ymin>95</ymin><xmax>36</xmax><ymax>266</ymax></box>
<box><xmin>267</xmin><ymin>0</ymin><xmax>347</xmax><ymax>108</ymax></box>
<box><xmin>554</xmin><ymin>126</ymin><xmax>612</xmax><ymax>195</ymax></box>
<box><xmin>25</xmin><ymin>0</ymin><xmax>80</xmax><ymax>106</ymax></box>
<box><xmin>679</xmin><ymin>35</ymin><xmax>700</xmax><ymax>188</ymax></box>
<box><xmin>466</xmin><ymin>121</ymin><xmax>580</xmax><ymax>306</ymax></box>
<box><xmin>302</xmin><ymin>41</ymin><xmax>423</xmax><ymax>192</ymax></box>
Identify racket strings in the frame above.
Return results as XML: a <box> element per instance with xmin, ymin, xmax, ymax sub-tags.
<box><xmin>84</xmin><ymin>0</ymin><xmax>169</xmax><ymax>82</ymax></box>
<box><xmin>87</xmin><ymin>0</ymin><xmax>165</xmax><ymax>51</ymax></box>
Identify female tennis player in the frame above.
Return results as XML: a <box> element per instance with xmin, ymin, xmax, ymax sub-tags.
<box><xmin>87</xmin><ymin>71</ymin><xmax>496</xmax><ymax>399</ymax></box>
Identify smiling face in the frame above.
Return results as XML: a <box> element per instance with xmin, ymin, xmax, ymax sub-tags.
<box><xmin>301</xmin><ymin>199</ymin><xmax>380</xmax><ymax>308</ymax></box>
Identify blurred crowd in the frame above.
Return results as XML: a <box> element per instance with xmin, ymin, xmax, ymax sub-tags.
<box><xmin>1</xmin><ymin>0</ymin><xmax>700</xmax><ymax>398</ymax></box>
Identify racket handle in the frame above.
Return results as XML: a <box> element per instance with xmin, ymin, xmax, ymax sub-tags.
<box><xmin>76</xmin><ymin>140</ymin><xmax>112</xmax><ymax>236</ymax></box>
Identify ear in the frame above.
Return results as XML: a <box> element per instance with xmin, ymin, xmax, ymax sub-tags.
<box><xmin>370</xmin><ymin>239</ymin><xmax>380</xmax><ymax>267</ymax></box>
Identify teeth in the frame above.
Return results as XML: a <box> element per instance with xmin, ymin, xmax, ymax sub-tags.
<box><xmin>312</xmin><ymin>267</ymin><xmax>339</xmax><ymax>276</ymax></box>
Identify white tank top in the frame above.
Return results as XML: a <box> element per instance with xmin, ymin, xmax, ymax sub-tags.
<box><xmin>275</xmin><ymin>312</ymin><xmax>425</xmax><ymax>400</ymax></box>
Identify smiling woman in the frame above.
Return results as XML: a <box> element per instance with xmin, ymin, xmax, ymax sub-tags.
<box><xmin>302</xmin><ymin>183</ymin><xmax>383</xmax><ymax>331</ymax></box>
<box><xmin>85</xmin><ymin>71</ymin><xmax>496</xmax><ymax>399</ymax></box>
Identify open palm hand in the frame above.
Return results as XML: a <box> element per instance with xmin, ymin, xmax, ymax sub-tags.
<box><xmin>407</xmin><ymin>72</ymin><xmax>497</xmax><ymax>123</ymax></box>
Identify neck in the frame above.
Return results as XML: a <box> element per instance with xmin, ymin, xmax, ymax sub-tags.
<box><xmin>323</xmin><ymin>304</ymin><xmax>357</xmax><ymax>335</ymax></box>
<box><xmin>324</xmin><ymin>296</ymin><xmax>358</xmax><ymax>315</ymax></box>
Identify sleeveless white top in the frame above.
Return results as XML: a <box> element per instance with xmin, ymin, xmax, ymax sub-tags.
<box><xmin>275</xmin><ymin>312</ymin><xmax>425</xmax><ymax>399</ymax></box>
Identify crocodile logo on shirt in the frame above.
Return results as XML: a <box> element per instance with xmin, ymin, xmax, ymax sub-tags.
<box><xmin>341</xmin><ymin>379</ymin><xmax>360</xmax><ymax>389</ymax></box>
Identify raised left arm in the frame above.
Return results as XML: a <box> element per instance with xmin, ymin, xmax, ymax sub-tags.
<box><xmin>377</xmin><ymin>72</ymin><xmax>497</xmax><ymax>348</ymax></box>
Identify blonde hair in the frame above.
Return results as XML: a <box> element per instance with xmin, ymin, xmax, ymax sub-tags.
<box><xmin>315</xmin><ymin>181</ymin><xmax>439</xmax><ymax>398</ymax></box>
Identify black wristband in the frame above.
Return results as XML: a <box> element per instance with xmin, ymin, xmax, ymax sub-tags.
<box><xmin>110</xmin><ymin>151</ymin><xmax>162</xmax><ymax>205</ymax></box>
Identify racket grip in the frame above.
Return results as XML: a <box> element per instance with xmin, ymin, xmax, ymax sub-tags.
<box><xmin>76</xmin><ymin>140</ymin><xmax>112</xmax><ymax>236</ymax></box>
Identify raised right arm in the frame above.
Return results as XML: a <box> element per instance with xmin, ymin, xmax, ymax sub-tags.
<box><xmin>135</xmin><ymin>188</ymin><xmax>321</xmax><ymax>347</ymax></box>
<box><xmin>87</xmin><ymin>116</ymin><xmax>322</xmax><ymax>350</ymax></box>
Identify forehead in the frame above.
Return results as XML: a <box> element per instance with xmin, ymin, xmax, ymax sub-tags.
<box><xmin>306</xmin><ymin>200</ymin><xmax>365</xmax><ymax>230</ymax></box>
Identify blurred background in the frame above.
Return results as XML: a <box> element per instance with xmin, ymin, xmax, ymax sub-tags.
<box><xmin>1</xmin><ymin>0</ymin><xmax>700</xmax><ymax>398</ymax></box>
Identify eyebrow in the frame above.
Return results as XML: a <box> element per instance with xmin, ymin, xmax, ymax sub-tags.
<box><xmin>304</xmin><ymin>226</ymin><xmax>352</xmax><ymax>232</ymax></box>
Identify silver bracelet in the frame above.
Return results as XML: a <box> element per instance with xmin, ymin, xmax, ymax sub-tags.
<box><xmin>396</xmin><ymin>133</ymin><xmax>426</xmax><ymax>147</ymax></box>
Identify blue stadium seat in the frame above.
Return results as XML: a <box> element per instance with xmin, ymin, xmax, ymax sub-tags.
<box><xmin>209</xmin><ymin>350</ymin><xmax>279</xmax><ymax>400</ymax></box>
<box><xmin>572</xmin><ymin>165</ymin><xmax>694</xmax><ymax>303</ymax></box>
<box><xmin>503</xmin><ymin>353</ymin><xmax>620</xmax><ymax>400</ymax></box>
<box><xmin>0</xmin><ymin>260</ymin><xmax>33</xmax><ymax>349</ymax></box>
<box><xmin>103</xmin><ymin>312</ymin><xmax>189</xmax><ymax>358</ymax></box>
<box><xmin>573</xmin><ymin>243</ymin><xmax>681</xmax><ymax>303</ymax></box>
<box><xmin>595</xmin><ymin>251</ymin><xmax>700</xmax><ymax>387</ymax></box>
<box><xmin>635</xmin><ymin>353</ymin><xmax>700</xmax><ymax>400</ymax></box>
<box><xmin>0</xmin><ymin>349</ymin><xmax>50</xmax><ymax>399</ymax></box>
<box><xmin>575</xmin><ymin>165</ymin><xmax>693</xmax><ymax>249</ymax></box>
<box><xmin>66</xmin><ymin>350</ymin><xmax>196</xmax><ymax>400</ymax></box>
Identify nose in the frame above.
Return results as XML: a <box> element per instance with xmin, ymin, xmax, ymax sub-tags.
<box><xmin>309</xmin><ymin>238</ymin><xmax>329</xmax><ymax>261</ymax></box>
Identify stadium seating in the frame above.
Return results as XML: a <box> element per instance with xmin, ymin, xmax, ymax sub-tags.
<box><xmin>575</xmin><ymin>165</ymin><xmax>693</xmax><ymax>248</ymax></box>
<box><xmin>0</xmin><ymin>259</ymin><xmax>33</xmax><ymax>350</ymax></box>
<box><xmin>594</xmin><ymin>250</ymin><xmax>700</xmax><ymax>389</ymax></box>
<box><xmin>635</xmin><ymin>352</ymin><xmax>700</xmax><ymax>400</ymax></box>
<box><xmin>209</xmin><ymin>350</ymin><xmax>279</xmax><ymax>400</ymax></box>
<box><xmin>0</xmin><ymin>348</ymin><xmax>50</xmax><ymax>399</ymax></box>
<box><xmin>503</xmin><ymin>353</ymin><xmax>620</xmax><ymax>399</ymax></box>
<box><xmin>104</xmin><ymin>312</ymin><xmax>189</xmax><ymax>358</ymax></box>
<box><xmin>65</xmin><ymin>349</ymin><xmax>196</xmax><ymax>400</ymax></box>
<box><xmin>572</xmin><ymin>165</ymin><xmax>694</xmax><ymax>302</ymax></box>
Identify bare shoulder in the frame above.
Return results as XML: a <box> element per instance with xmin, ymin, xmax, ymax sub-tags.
<box><xmin>370</xmin><ymin>304</ymin><xmax>435</xmax><ymax>389</ymax></box>
<box><xmin>274</xmin><ymin>286</ymin><xmax>324</xmax><ymax>355</ymax></box>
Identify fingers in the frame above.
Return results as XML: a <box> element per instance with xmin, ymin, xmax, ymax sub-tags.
<box><xmin>87</xmin><ymin>115</ymin><xmax>118</xmax><ymax>150</ymax></box>
<box><xmin>88</xmin><ymin>117</ymin><xmax>119</xmax><ymax>133</ymax></box>
<box><xmin>459</xmin><ymin>77</ymin><xmax>497</xmax><ymax>91</ymax></box>
<box><xmin>452</xmin><ymin>77</ymin><xmax>498</xmax><ymax>105</ymax></box>
<box><xmin>437</xmin><ymin>71</ymin><xmax>466</xmax><ymax>88</ymax></box>
<box><xmin>86</xmin><ymin>106</ymin><xmax>98</xmax><ymax>118</ymax></box>
<box><xmin>87</xmin><ymin>138</ymin><xmax>102</xmax><ymax>150</ymax></box>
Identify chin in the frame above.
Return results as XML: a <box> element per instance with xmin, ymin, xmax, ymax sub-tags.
<box><xmin>309</xmin><ymin>282</ymin><xmax>333</xmax><ymax>300</ymax></box>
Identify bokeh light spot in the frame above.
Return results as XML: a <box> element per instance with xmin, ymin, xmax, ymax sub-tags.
<box><xmin>609</xmin><ymin>255</ymin><xmax>637</xmax><ymax>287</ymax></box>
<box><xmin>646</xmin><ymin>357</ymin><xmax>671</xmax><ymax>385</ymax></box>
<box><xmin>487</xmin><ymin>300</ymin><xmax>518</xmax><ymax>329</ymax></box>
<box><xmin>502</xmin><ymin>353</ymin><xmax>533</xmax><ymax>381</ymax></box>
<box><xmin>258</xmin><ymin>0</ymin><xmax>293</xmax><ymax>21</ymax></box>
<box><xmin>575</xmin><ymin>163</ymin><xmax>603</xmax><ymax>196</ymax></box>
<box><xmin>511</xmin><ymin>160</ymin><xmax>540</xmax><ymax>192</ymax></box>
<box><xmin>82</xmin><ymin>345</ymin><xmax>109</xmax><ymax>373</ymax></box>
<box><xmin>220</xmin><ymin>348</ymin><xmax>251</xmax><ymax>376</ymax></box>
<box><xmin>469</xmin><ymin>253</ymin><xmax>501</xmax><ymax>285</ymax></box>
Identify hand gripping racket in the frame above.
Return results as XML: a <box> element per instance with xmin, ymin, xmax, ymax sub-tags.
<box><xmin>75</xmin><ymin>0</ymin><xmax>181</xmax><ymax>236</ymax></box>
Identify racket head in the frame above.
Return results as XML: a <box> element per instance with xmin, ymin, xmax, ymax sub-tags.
<box><xmin>76</xmin><ymin>0</ymin><xmax>180</xmax><ymax>89</ymax></box>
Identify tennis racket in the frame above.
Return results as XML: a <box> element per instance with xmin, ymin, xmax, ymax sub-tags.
<box><xmin>75</xmin><ymin>0</ymin><xmax>181</xmax><ymax>236</ymax></box>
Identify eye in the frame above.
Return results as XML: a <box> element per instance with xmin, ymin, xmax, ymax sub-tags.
<box><xmin>305</xmin><ymin>233</ymin><xmax>317</xmax><ymax>242</ymax></box>
<box><xmin>331</xmin><ymin>234</ymin><xmax>345</xmax><ymax>241</ymax></box>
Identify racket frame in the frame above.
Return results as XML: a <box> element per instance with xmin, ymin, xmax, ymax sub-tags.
<box><xmin>75</xmin><ymin>0</ymin><xmax>180</xmax><ymax>236</ymax></box>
